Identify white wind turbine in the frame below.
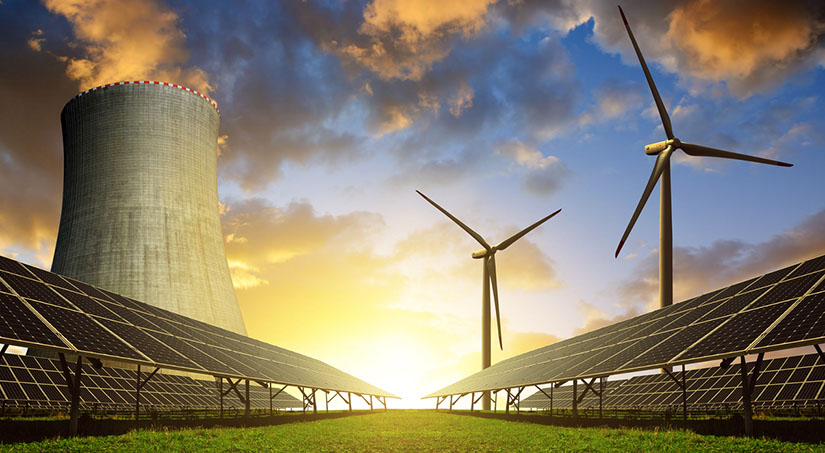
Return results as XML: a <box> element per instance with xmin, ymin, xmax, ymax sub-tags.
<box><xmin>614</xmin><ymin>6</ymin><xmax>793</xmax><ymax>309</ymax></box>
<box><xmin>417</xmin><ymin>190</ymin><xmax>560</xmax><ymax>410</ymax></box>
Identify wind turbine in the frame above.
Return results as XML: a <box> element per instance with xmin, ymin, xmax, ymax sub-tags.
<box><xmin>417</xmin><ymin>190</ymin><xmax>560</xmax><ymax>410</ymax></box>
<box><xmin>614</xmin><ymin>5</ymin><xmax>793</xmax><ymax>309</ymax></box>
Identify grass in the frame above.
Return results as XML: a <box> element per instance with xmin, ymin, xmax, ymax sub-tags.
<box><xmin>2</xmin><ymin>410</ymin><xmax>823</xmax><ymax>452</ymax></box>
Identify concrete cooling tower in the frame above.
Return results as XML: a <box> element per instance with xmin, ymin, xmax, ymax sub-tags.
<box><xmin>52</xmin><ymin>81</ymin><xmax>246</xmax><ymax>335</ymax></box>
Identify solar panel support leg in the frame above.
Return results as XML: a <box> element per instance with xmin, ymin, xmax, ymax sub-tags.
<box><xmin>504</xmin><ymin>389</ymin><xmax>510</xmax><ymax>415</ymax></box>
<box><xmin>739</xmin><ymin>353</ymin><xmax>764</xmax><ymax>437</ymax></box>
<box><xmin>348</xmin><ymin>392</ymin><xmax>352</xmax><ymax>411</ymax></box>
<box><xmin>470</xmin><ymin>392</ymin><xmax>474</xmax><ymax>411</ymax></box>
<box><xmin>663</xmin><ymin>365</ymin><xmax>689</xmax><ymax>421</ymax></box>
<box><xmin>134</xmin><ymin>365</ymin><xmax>159</xmax><ymax>421</ymax></box>
<box><xmin>739</xmin><ymin>356</ymin><xmax>754</xmax><ymax>436</ymax></box>
<box><xmin>219</xmin><ymin>377</ymin><xmax>223</xmax><ymax>419</ymax></box>
<box><xmin>269</xmin><ymin>384</ymin><xmax>272</xmax><ymax>416</ymax></box>
<box><xmin>572</xmin><ymin>380</ymin><xmax>578</xmax><ymax>419</ymax></box>
<box><xmin>313</xmin><ymin>389</ymin><xmax>318</xmax><ymax>414</ymax></box>
<box><xmin>136</xmin><ymin>364</ymin><xmax>141</xmax><ymax>421</ymax></box>
<box><xmin>493</xmin><ymin>390</ymin><xmax>497</xmax><ymax>412</ymax></box>
<box><xmin>326</xmin><ymin>390</ymin><xmax>329</xmax><ymax>413</ymax></box>
<box><xmin>369</xmin><ymin>394</ymin><xmax>373</xmax><ymax>411</ymax></box>
<box><xmin>681</xmin><ymin>365</ymin><xmax>687</xmax><ymax>421</ymax></box>
<box><xmin>245</xmin><ymin>379</ymin><xmax>250</xmax><ymax>419</ymax></box>
<box><xmin>58</xmin><ymin>353</ymin><xmax>83</xmax><ymax>437</ymax></box>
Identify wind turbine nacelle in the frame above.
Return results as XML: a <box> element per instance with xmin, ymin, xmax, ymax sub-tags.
<box><xmin>644</xmin><ymin>141</ymin><xmax>669</xmax><ymax>155</ymax></box>
<box><xmin>645</xmin><ymin>138</ymin><xmax>680</xmax><ymax>155</ymax></box>
<box><xmin>471</xmin><ymin>249</ymin><xmax>488</xmax><ymax>259</ymax></box>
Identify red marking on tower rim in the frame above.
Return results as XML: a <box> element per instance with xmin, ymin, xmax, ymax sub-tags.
<box><xmin>71</xmin><ymin>81</ymin><xmax>220</xmax><ymax>115</ymax></box>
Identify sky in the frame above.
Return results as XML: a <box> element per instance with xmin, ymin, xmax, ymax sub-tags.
<box><xmin>1</xmin><ymin>0</ymin><xmax>825</xmax><ymax>409</ymax></box>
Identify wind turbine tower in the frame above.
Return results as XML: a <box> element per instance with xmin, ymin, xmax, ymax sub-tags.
<box><xmin>417</xmin><ymin>190</ymin><xmax>560</xmax><ymax>410</ymax></box>
<box><xmin>614</xmin><ymin>6</ymin><xmax>792</xmax><ymax>309</ymax></box>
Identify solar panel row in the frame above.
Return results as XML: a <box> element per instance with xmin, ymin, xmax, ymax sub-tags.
<box><xmin>0</xmin><ymin>254</ymin><xmax>395</xmax><ymax>399</ymax></box>
<box><xmin>520</xmin><ymin>353</ymin><xmax>825</xmax><ymax>411</ymax></box>
<box><xmin>519</xmin><ymin>380</ymin><xmax>624</xmax><ymax>411</ymax></box>
<box><xmin>0</xmin><ymin>353</ymin><xmax>302</xmax><ymax>410</ymax></box>
<box><xmin>427</xmin><ymin>253</ymin><xmax>825</xmax><ymax>398</ymax></box>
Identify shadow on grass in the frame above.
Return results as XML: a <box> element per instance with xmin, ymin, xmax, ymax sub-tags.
<box><xmin>448</xmin><ymin>410</ymin><xmax>825</xmax><ymax>444</ymax></box>
<box><xmin>0</xmin><ymin>410</ymin><xmax>376</xmax><ymax>444</ymax></box>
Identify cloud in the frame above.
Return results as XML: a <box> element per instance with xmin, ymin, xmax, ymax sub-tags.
<box><xmin>42</xmin><ymin>0</ymin><xmax>210</xmax><ymax>92</ymax></box>
<box><xmin>574</xmin><ymin>300</ymin><xmax>643</xmax><ymax>335</ymax></box>
<box><xmin>221</xmin><ymin>198</ymin><xmax>384</xmax><ymax>275</ymax></box>
<box><xmin>582</xmin><ymin>0</ymin><xmax>825</xmax><ymax>98</ymax></box>
<box><xmin>448</xmin><ymin>80</ymin><xmax>474</xmax><ymax>117</ymax></box>
<box><xmin>666</xmin><ymin>0</ymin><xmax>825</xmax><ymax>97</ymax></box>
<box><xmin>335</xmin><ymin>0</ymin><xmax>496</xmax><ymax>81</ymax></box>
<box><xmin>495</xmin><ymin>139</ymin><xmax>570</xmax><ymax>197</ymax></box>
<box><xmin>493</xmin><ymin>1</ymin><xmax>825</xmax><ymax>98</ymax></box>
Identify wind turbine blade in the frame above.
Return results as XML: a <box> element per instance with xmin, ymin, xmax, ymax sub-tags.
<box><xmin>496</xmin><ymin>208</ymin><xmax>562</xmax><ymax>251</ymax></box>
<box><xmin>488</xmin><ymin>255</ymin><xmax>503</xmax><ymax>350</ymax></box>
<box><xmin>618</xmin><ymin>5</ymin><xmax>674</xmax><ymax>140</ymax></box>
<box><xmin>680</xmin><ymin>143</ymin><xmax>793</xmax><ymax>167</ymax></box>
<box><xmin>615</xmin><ymin>147</ymin><xmax>673</xmax><ymax>258</ymax></box>
<box><xmin>416</xmin><ymin>190</ymin><xmax>491</xmax><ymax>249</ymax></box>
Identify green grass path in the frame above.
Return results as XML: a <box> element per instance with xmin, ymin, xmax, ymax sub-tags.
<box><xmin>3</xmin><ymin>410</ymin><xmax>822</xmax><ymax>452</ymax></box>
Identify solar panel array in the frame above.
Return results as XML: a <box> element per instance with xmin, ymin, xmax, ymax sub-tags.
<box><xmin>0</xmin><ymin>353</ymin><xmax>301</xmax><ymax>410</ymax></box>
<box><xmin>427</xmin><ymin>253</ymin><xmax>825</xmax><ymax>398</ymax></box>
<box><xmin>520</xmin><ymin>380</ymin><xmax>624</xmax><ymax>411</ymax></box>
<box><xmin>0</xmin><ymin>254</ymin><xmax>395</xmax><ymax>399</ymax></box>
<box><xmin>194</xmin><ymin>379</ymin><xmax>303</xmax><ymax>411</ymax></box>
<box><xmin>519</xmin><ymin>353</ymin><xmax>825</xmax><ymax>411</ymax></box>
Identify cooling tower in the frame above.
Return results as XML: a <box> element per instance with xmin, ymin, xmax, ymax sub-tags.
<box><xmin>52</xmin><ymin>81</ymin><xmax>246</xmax><ymax>335</ymax></box>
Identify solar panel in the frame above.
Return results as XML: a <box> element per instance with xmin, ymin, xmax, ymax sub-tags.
<box><xmin>27</xmin><ymin>301</ymin><xmax>146</xmax><ymax>361</ymax></box>
<box><xmin>0</xmin><ymin>256</ymin><xmax>35</xmax><ymax>278</ymax></box>
<box><xmin>426</xmin><ymin>253</ymin><xmax>825</xmax><ymax>398</ymax></box>
<box><xmin>606</xmin><ymin>353</ymin><xmax>825</xmax><ymax>410</ymax></box>
<box><xmin>521</xmin><ymin>380</ymin><xmax>625</xmax><ymax>410</ymax></box>
<box><xmin>0</xmin><ymin>254</ymin><xmax>396</xmax><ymax>399</ymax></box>
<box><xmin>0</xmin><ymin>354</ymin><xmax>302</xmax><ymax>411</ymax></box>
<box><xmin>0</xmin><ymin>293</ymin><xmax>68</xmax><ymax>349</ymax></box>
<box><xmin>0</xmin><ymin>271</ymin><xmax>76</xmax><ymax>309</ymax></box>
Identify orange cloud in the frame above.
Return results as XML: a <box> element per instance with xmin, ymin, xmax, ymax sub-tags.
<box><xmin>668</xmin><ymin>0</ymin><xmax>822</xmax><ymax>90</ymax></box>
<box><xmin>336</xmin><ymin>0</ymin><xmax>496</xmax><ymax>80</ymax></box>
<box><xmin>43</xmin><ymin>0</ymin><xmax>211</xmax><ymax>92</ymax></box>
